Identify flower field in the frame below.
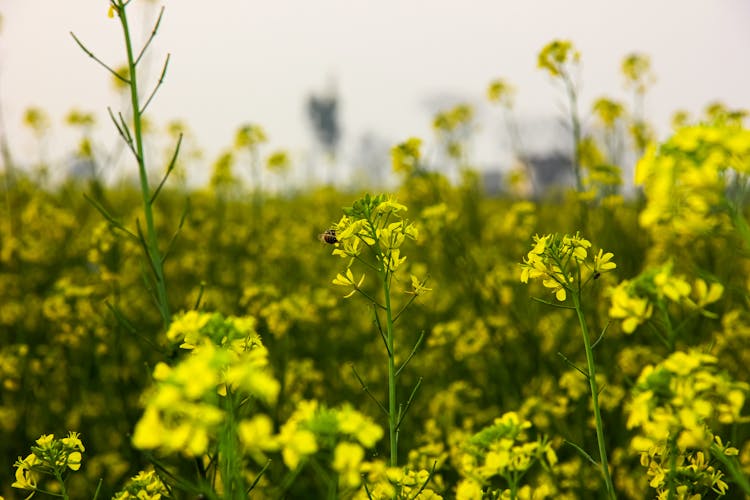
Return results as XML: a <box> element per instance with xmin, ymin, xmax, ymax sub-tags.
<box><xmin>2</xmin><ymin>3</ymin><xmax>750</xmax><ymax>500</ymax></box>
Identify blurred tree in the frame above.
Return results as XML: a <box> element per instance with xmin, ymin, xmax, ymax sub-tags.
<box><xmin>306</xmin><ymin>84</ymin><xmax>340</xmax><ymax>161</ymax></box>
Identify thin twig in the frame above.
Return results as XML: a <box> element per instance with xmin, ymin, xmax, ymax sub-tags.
<box><xmin>70</xmin><ymin>32</ymin><xmax>127</xmax><ymax>83</ymax></box>
<box><xmin>407</xmin><ymin>460</ymin><xmax>437</xmax><ymax>500</ymax></box>
<box><xmin>140</xmin><ymin>53</ymin><xmax>171</xmax><ymax>115</ymax></box>
<box><xmin>83</xmin><ymin>193</ymin><xmax>138</xmax><ymax>240</ymax></box>
<box><xmin>395</xmin><ymin>330</ymin><xmax>424</xmax><ymax>378</ymax></box>
<box><xmin>590</xmin><ymin>322</ymin><xmax>610</xmax><ymax>350</ymax></box>
<box><xmin>396</xmin><ymin>377</ymin><xmax>422</xmax><ymax>429</ymax></box>
<box><xmin>162</xmin><ymin>198</ymin><xmax>189</xmax><ymax>264</ymax></box>
<box><xmin>373</xmin><ymin>305</ymin><xmax>391</xmax><ymax>357</ymax></box>
<box><xmin>246</xmin><ymin>459</ymin><xmax>271</xmax><ymax>494</ymax></box>
<box><xmin>392</xmin><ymin>293</ymin><xmax>418</xmax><ymax>324</ymax></box>
<box><xmin>531</xmin><ymin>296</ymin><xmax>575</xmax><ymax>309</ymax></box>
<box><xmin>151</xmin><ymin>133</ymin><xmax>183</xmax><ymax>204</ymax></box>
<box><xmin>135</xmin><ymin>218</ymin><xmax>158</xmax><ymax>279</ymax></box>
<box><xmin>107</xmin><ymin>107</ymin><xmax>127</xmax><ymax>142</ymax></box>
<box><xmin>135</xmin><ymin>6</ymin><xmax>165</xmax><ymax>65</ymax></box>
<box><xmin>564</xmin><ymin>439</ymin><xmax>599</xmax><ymax>467</ymax></box>
<box><xmin>350</xmin><ymin>363</ymin><xmax>389</xmax><ymax>416</ymax></box>
<box><xmin>557</xmin><ymin>351</ymin><xmax>589</xmax><ymax>378</ymax></box>
<box><xmin>193</xmin><ymin>281</ymin><xmax>206</xmax><ymax>310</ymax></box>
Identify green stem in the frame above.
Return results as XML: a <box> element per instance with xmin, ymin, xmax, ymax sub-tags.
<box><xmin>710</xmin><ymin>442</ymin><xmax>750</xmax><ymax>495</ymax></box>
<box><xmin>563</xmin><ymin>73</ymin><xmax>583</xmax><ymax>194</ymax></box>
<box><xmin>117</xmin><ymin>1</ymin><xmax>171</xmax><ymax>327</ymax></box>
<box><xmin>216</xmin><ymin>390</ymin><xmax>245</xmax><ymax>499</ymax></box>
<box><xmin>53</xmin><ymin>469</ymin><xmax>69</xmax><ymax>500</ymax></box>
<box><xmin>666</xmin><ymin>436</ymin><xmax>677</xmax><ymax>500</ymax></box>
<box><xmin>572</xmin><ymin>293</ymin><xmax>616</xmax><ymax>500</ymax></box>
<box><xmin>382</xmin><ymin>265</ymin><xmax>398</xmax><ymax>467</ymax></box>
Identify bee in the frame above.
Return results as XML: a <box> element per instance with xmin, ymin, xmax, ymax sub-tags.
<box><xmin>318</xmin><ymin>228</ymin><xmax>338</xmax><ymax>244</ymax></box>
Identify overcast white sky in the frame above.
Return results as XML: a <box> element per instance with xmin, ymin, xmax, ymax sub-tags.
<box><xmin>1</xmin><ymin>1</ymin><xmax>749</xmax><ymax>185</ymax></box>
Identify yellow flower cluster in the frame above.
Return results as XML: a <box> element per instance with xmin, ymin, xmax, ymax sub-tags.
<box><xmin>636</xmin><ymin>121</ymin><xmax>750</xmax><ymax>243</ymax></box>
<box><xmin>234</xmin><ymin>123</ymin><xmax>268</xmax><ymax>149</ymax></box>
<box><xmin>639</xmin><ymin>439</ymin><xmax>735</xmax><ymax>499</ymax></box>
<box><xmin>456</xmin><ymin>412</ymin><xmax>557</xmax><ymax>499</ymax></box>
<box><xmin>391</xmin><ymin>137</ymin><xmax>423</xmax><ymax>175</ymax></box>
<box><xmin>627</xmin><ymin>350</ymin><xmax>748</xmax><ymax>453</ymax></box>
<box><xmin>133</xmin><ymin>313</ymin><xmax>279</xmax><ymax>456</ymax></box>
<box><xmin>354</xmin><ymin>462</ymin><xmax>443</xmax><ymax>499</ymax></box>
<box><xmin>330</xmin><ymin>194</ymin><xmax>420</xmax><ymax>297</ymax></box>
<box><xmin>487</xmin><ymin>79</ymin><xmax>516</xmax><ymax>108</ymax></box>
<box><xmin>521</xmin><ymin>233</ymin><xmax>616</xmax><ymax>302</ymax></box>
<box><xmin>592</xmin><ymin>98</ymin><xmax>625</xmax><ymax>129</ymax></box>
<box><xmin>621</xmin><ymin>53</ymin><xmax>654</xmax><ymax>93</ymax></box>
<box><xmin>270</xmin><ymin>400</ymin><xmax>384</xmax><ymax>493</ymax></box>
<box><xmin>112</xmin><ymin>469</ymin><xmax>169</xmax><ymax>500</ymax></box>
<box><xmin>432</xmin><ymin>104</ymin><xmax>474</xmax><ymax>161</ymax></box>
<box><xmin>166</xmin><ymin>310</ymin><xmax>262</xmax><ymax>353</ymax></box>
<box><xmin>12</xmin><ymin>432</ymin><xmax>85</xmax><ymax>493</ymax></box>
<box><xmin>537</xmin><ymin>40</ymin><xmax>579</xmax><ymax>78</ymax></box>
<box><xmin>608</xmin><ymin>261</ymin><xmax>723</xmax><ymax>334</ymax></box>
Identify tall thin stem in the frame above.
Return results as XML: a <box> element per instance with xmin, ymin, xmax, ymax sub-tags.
<box><xmin>572</xmin><ymin>292</ymin><xmax>616</xmax><ymax>499</ymax></box>
<box><xmin>117</xmin><ymin>2</ymin><xmax>170</xmax><ymax>326</ymax></box>
<box><xmin>563</xmin><ymin>73</ymin><xmax>583</xmax><ymax>194</ymax></box>
<box><xmin>381</xmin><ymin>268</ymin><xmax>398</xmax><ymax>467</ymax></box>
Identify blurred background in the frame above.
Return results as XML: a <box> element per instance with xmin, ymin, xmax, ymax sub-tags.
<box><xmin>0</xmin><ymin>0</ymin><xmax>749</xmax><ymax>188</ymax></box>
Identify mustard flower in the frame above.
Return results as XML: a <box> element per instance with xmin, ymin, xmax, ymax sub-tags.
<box><xmin>333</xmin><ymin>441</ymin><xmax>366</xmax><ymax>489</ymax></box>
<box><xmin>238</xmin><ymin>414</ymin><xmax>279</xmax><ymax>464</ymax></box>
<box><xmin>392</xmin><ymin>137</ymin><xmax>423</xmax><ymax>174</ymax></box>
<box><xmin>266</xmin><ymin>149</ymin><xmax>291</xmax><ymax>173</ymax></box>
<box><xmin>12</xmin><ymin>453</ymin><xmax>41</xmax><ymax>491</ymax></box>
<box><xmin>621</xmin><ymin>53</ymin><xmax>654</xmax><ymax>93</ymax></box>
<box><xmin>234</xmin><ymin>123</ymin><xmax>267</xmax><ymax>149</ymax></box>
<box><xmin>133</xmin><ymin>335</ymin><xmax>279</xmax><ymax>456</ymax></box>
<box><xmin>433</xmin><ymin>104</ymin><xmax>474</xmax><ymax>134</ymax></box>
<box><xmin>592</xmin><ymin>97</ymin><xmax>625</xmax><ymax>128</ymax></box>
<box><xmin>521</xmin><ymin>233</ymin><xmax>614</xmax><ymax>302</ymax></box>
<box><xmin>332</xmin><ymin>267</ymin><xmax>365</xmax><ymax>298</ymax></box>
<box><xmin>608</xmin><ymin>280</ymin><xmax>653</xmax><ymax>334</ymax></box>
<box><xmin>112</xmin><ymin>470</ymin><xmax>169</xmax><ymax>500</ymax></box>
<box><xmin>332</xmin><ymin>194</ymin><xmax>418</xmax><ymax>279</ymax></box>
<box><xmin>12</xmin><ymin>432</ymin><xmax>86</xmax><ymax>493</ymax></box>
<box><xmin>456</xmin><ymin>478</ymin><xmax>484</xmax><ymax>500</ymax></box>
<box><xmin>408</xmin><ymin>274</ymin><xmax>432</xmax><ymax>296</ymax></box>
<box><xmin>635</xmin><ymin>121</ymin><xmax>750</xmax><ymax>242</ymax></box>
<box><xmin>627</xmin><ymin>350</ymin><xmax>749</xmax><ymax>452</ymax></box>
<box><xmin>537</xmin><ymin>40</ymin><xmax>579</xmax><ymax>78</ymax></box>
<box><xmin>639</xmin><ymin>444</ymin><xmax>734</xmax><ymax>498</ymax></box>
<box><xmin>487</xmin><ymin>78</ymin><xmax>516</xmax><ymax>107</ymax></box>
<box><xmin>458</xmin><ymin>412</ymin><xmax>556</xmax><ymax>495</ymax></box>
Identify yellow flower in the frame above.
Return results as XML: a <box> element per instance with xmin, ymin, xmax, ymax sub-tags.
<box><xmin>456</xmin><ymin>478</ymin><xmax>483</xmax><ymax>500</ymax></box>
<box><xmin>592</xmin><ymin>248</ymin><xmax>617</xmax><ymax>273</ymax></box>
<box><xmin>281</xmin><ymin>429</ymin><xmax>318</xmax><ymax>469</ymax></box>
<box><xmin>409</xmin><ymin>275</ymin><xmax>433</xmax><ymax>296</ymax></box>
<box><xmin>66</xmin><ymin>451</ymin><xmax>82</xmax><ymax>471</ymax></box>
<box><xmin>538</xmin><ymin>39</ymin><xmax>579</xmax><ymax>77</ymax></box>
<box><xmin>12</xmin><ymin>454</ymin><xmax>41</xmax><ymax>490</ymax></box>
<box><xmin>332</xmin><ymin>268</ymin><xmax>365</xmax><ymax>298</ymax></box>
<box><xmin>238</xmin><ymin>415</ymin><xmax>278</xmax><ymax>458</ymax></box>
<box><xmin>487</xmin><ymin>78</ymin><xmax>515</xmax><ymax>107</ymax></box>
<box><xmin>332</xmin><ymin>442</ymin><xmax>365</xmax><ymax>488</ymax></box>
<box><xmin>266</xmin><ymin>150</ymin><xmax>290</xmax><ymax>173</ymax></box>
<box><xmin>592</xmin><ymin>98</ymin><xmax>625</xmax><ymax>128</ymax></box>
<box><xmin>391</xmin><ymin>137</ymin><xmax>422</xmax><ymax>174</ymax></box>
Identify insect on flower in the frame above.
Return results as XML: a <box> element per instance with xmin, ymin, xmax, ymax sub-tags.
<box><xmin>318</xmin><ymin>228</ymin><xmax>338</xmax><ymax>244</ymax></box>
